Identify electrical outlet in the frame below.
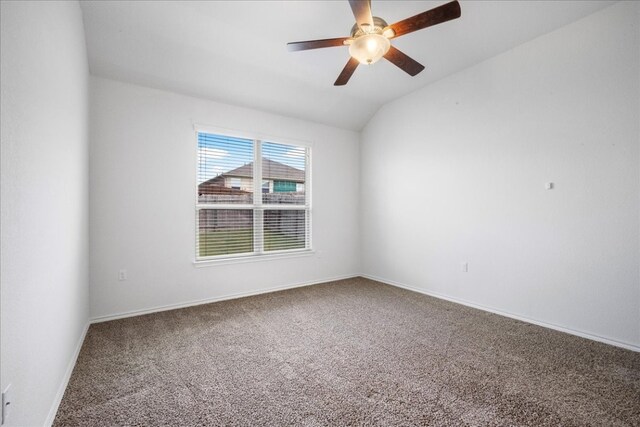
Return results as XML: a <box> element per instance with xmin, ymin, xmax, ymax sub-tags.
<box><xmin>2</xmin><ymin>384</ymin><xmax>11</xmax><ymax>425</ymax></box>
<box><xmin>461</xmin><ymin>262</ymin><xmax>468</xmax><ymax>273</ymax></box>
<box><xmin>118</xmin><ymin>269</ymin><xmax>127</xmax><ymax>281</ymax></box>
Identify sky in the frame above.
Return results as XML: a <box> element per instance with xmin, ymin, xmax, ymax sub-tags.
<box><xmin>197</xmin><ymin>132</ymin><xmax>306</xmax><ymax>184</ymax></box>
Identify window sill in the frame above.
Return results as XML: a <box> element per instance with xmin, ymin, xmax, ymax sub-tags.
<box><xmin>193</xmin><ymin>249</ymin><xmax>315</xmax><ymax>268</ymax></box>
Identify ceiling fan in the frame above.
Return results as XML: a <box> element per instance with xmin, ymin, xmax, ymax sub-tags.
<box><xmin>287</xmin><ymin>0</ymin><xmax>461</xmax><ymax>86</ymax></box>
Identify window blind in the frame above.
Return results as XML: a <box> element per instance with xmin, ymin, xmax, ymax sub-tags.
<box><xmin>196</xmin><ymin>131</ymin><xmax>310</xmax><ymax>260</ymax></box>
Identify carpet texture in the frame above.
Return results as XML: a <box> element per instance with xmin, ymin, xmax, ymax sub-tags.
<box><xmin>54</xmin><ymin>277</ymin><xmax>640</xmax><ymax>426</ymax></box>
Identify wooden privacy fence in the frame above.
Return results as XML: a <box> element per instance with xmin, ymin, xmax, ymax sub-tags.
<box><xmin>198</xmin><ymin>193</ymin><xmax>305</xmax><ymax>205</ymax></box>
<box><xmin>198</xmin><ymin>193</ymin><xmax>306</xmax><ymax>238</ymax></box>
<box><xmin>198</xmin><ymin>209</ymin><xmax>253</xmax><ymax>230</ymax></box>
<box><xmin>264</xmin><ymin>210</ymin><xmax>306</xmax><ymax>239</ymax></box>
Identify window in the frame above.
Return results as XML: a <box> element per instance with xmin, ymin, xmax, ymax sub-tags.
<box><xmin>274</xmin><ymin>180</ymin><xmax>296</xmax><ymax>193</ymax></box>
<box><xmin>228</xmin><ymin>177</ymin><xmax>241</xmax><ymax>190</ymax></box>
<box><xmin>196</xmin><ymin>131</ymin><xmax>310</xmax><ymax>260</ymax></box>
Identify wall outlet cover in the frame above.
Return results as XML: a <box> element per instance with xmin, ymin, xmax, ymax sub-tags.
<box><xmin>2</xmin><ymin>384</ymin><xmax>11</xmax><ymax>425</ymax></box>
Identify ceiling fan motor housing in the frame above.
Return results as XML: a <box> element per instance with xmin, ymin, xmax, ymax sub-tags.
<box><xmin>350</xmin><ymin>16</ymin><xmax>389</xmax><ymax>38</ymax></box>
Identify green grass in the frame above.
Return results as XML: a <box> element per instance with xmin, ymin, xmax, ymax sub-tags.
<box><xmin>263</xmin><ymin>230</ymin><xmax>305</xmax><ymax>252</ymax></box>
<box><xmin>198</xmin><ymin>228</ymin><xmax>305</xmax><ymax>257</ymax></box>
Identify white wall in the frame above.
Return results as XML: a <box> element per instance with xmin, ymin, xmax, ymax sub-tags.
<box><xmin>360</xmin><ymin>1</ymin><xmax>640</xmax><ymax>349</ymax></box>
<box><xmin>89</xmin><ymin>77</ymin><xmax>360</xmax><ymax>319</ymax></box>
<box><xmin>0</xmin><ymin>2</ymin><xmax>90</xmax><ymax>426</ymax></box>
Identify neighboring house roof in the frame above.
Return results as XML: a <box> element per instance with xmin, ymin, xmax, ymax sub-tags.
<box><xmin>198</xmin><ymin>158</ymin><xmax>304</xmax><ymax>194</ymax></box>
<box><xmin>224</xmin><ymin>158</ymin><xmax>304</xmax><ymax>182</ymax></box>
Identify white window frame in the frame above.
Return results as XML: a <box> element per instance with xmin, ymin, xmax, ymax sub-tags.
<box><xmin>194</xmin><ymin>125</ymin><xmax>313</xmax><ymax>264</ymax></box>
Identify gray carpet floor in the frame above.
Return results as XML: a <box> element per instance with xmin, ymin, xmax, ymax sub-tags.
<box><xmin>54</xmin><ymin>277</ymin><xmax>640</xmax><ymax>426</ymax></box>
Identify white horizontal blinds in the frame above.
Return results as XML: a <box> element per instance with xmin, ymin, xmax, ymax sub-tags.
<box><xmin>196</xmin><ymin>132</ymin><xmax>310</xmax><ymax>260</ymax></box>
<box><xmin>261</xmin><ymin>142</ymin><xmax>306</xmax><ymax>205</ymax></box>
<box><xmin>197</xmin><ymin>132</ymin><xmax>255</xmax><ymax>259</ymax></box>
<box><xmin>263</xmin><ymin>209</ymin><xmax>308</xmax><ymax>252</ymax></box>
<box><xmin>197</xmin><ymin>133</ymin><xmax>254</xmax><ymax>205</ymax></box>
<box><xmin>198</xmin><ymin>209</ymin><xmax>254</xmax><ymax>257</ymax></box>
<box><xmin>261</xmin><ymin>141</ymin><xmax>309</xmax><ymax>252</ymax></box>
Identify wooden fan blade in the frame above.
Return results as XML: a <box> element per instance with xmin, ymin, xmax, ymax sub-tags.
<box><xmin>349</xmin><ymin>0</ymin><xmax>374</xmax><ymax>28</ymax></box>
<box><xmin>334</xmin><ymin>57</ymin><xmax>360</xmax><ymax>86</ymax></box>
<box><xmin>287</xmin><ymin>38</ymin><xmax>349</xmax><ymax>52</ymax></box>
<box><xmin>384</xmin><ymin>46</ymin><xmax>425</xmax><ymax>76</ymax></box>
<box><xmin>388</xmin><ymin>0</ymin><xmax>461</xmax><ymax>39</ymax></box>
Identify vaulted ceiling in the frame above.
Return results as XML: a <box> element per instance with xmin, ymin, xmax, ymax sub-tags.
<box><xmin>80</xmin><ymin>1</ymin><xmax>614</xmax><ymax>131</ymax></box>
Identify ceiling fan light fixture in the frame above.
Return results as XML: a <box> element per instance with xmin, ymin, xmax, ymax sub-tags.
<box><xmin>349</xmin><ymin>33</ymin><xmax>390</xmax><ymax>65</ymax></box>
<box><xmin>287</xmin><ymin>0</ymin><xmax>461</xmax><ymax>85</ymax></box>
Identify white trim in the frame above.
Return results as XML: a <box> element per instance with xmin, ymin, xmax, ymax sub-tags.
<box><xmin>195</xmin><ymin>132</ymin><xmax>312</xmax><ymax>262</ymax></box>
<box><xmin>362</xmin><ymin>274</ymin><xmax>640</xmax><ymax>353</ymax></box>
<box><xmin>197</xmin><ymin>204</ymin><xmax>307</xmax><ymax>211</ymax></box>
<box><xmin>193</xmin><ymin>123</ymin><xmax>314</xmax><ymax>149</ymax></box>
<box><xmin>90</xmin><ymin>274</ymin><xmax>356</xmax><ymax>324</ymax></box>
<box><xmin>261</xmin><ymin>204</ymin><xmax>308</xmax><ymax>210</ymax></box>
<box><xmin>196</xmin><ymin>204</ymin><xmax>255</xmax><ymax>210</ymax></box>
<box><xmin>305</xmin><ymin>146</ymin><xmax>312</xmax><ymax>250</ymax></box>
<box><xmin>44</xmin><ymin>321</ymin><xmax>90</xmax><ymax>426</ymax></box>
<box><xmin>194</xmin><ymin>248</ymin><xmax>315</xmax><ymax>266</ymax></box>
<box><xmin>254</xmin><ymin>140</ymin><xmax>263</xmax><ymax>254</ymax></box>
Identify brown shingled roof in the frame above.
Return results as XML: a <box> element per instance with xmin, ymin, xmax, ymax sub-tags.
<box><xmin>203</xmin><ymin>158</ymin><xmax>304</xmax><ymax>183</ymax></box>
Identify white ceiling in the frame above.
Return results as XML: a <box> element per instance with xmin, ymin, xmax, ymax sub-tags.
<box><xmin>80</xmin><ymin>0</ymin><xmax>615</xmax><ymax>131</ymax></box>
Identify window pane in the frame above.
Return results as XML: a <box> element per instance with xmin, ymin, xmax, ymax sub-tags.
<box><xmin>198</xmin><ymin>209</ymin><xmax>254</xmax><ymax>257</ymax></box>
<box><xmin>263</xmin><ymin>210</ymin><xmax>307</xmax><ymax>252</ymax></box>
<box><xmin>262</xmin><ymin>142</ymin><xmax>306</xmax><ymax>205</ymax></box>
<box><xmin>198</xmin><ymin>133</ymin><xmax>254</xmax><ymax>204</ymax></box>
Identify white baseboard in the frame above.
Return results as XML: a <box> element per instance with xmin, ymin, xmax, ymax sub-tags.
<box><xmin>90</xmin><ymin>274</ymin><xmax>359</xmax><ymax>324</ymax></box>
<box><xmin>361</xmin><ymin>274</ymin><xmax>640</xmax><ymax>353</ymax></box>
<box><xmin>44</xmin><ymin>321</ymin><xmax>90</xmax><ymax>427</ymax></box>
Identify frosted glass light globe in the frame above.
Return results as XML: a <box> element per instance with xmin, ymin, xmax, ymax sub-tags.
<box><xmin>348</xmin><ymin>34</ymin><xmax>391</xmax><ymax>65</ymax></box>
